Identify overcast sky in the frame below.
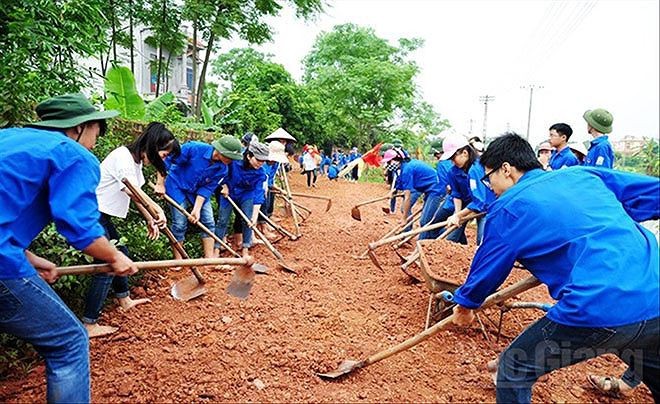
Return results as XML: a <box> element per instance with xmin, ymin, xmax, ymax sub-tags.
<box><xmin>219</xmin><ymin>0</ymin><xmax>659</xmax><ymax>147</ymax></box>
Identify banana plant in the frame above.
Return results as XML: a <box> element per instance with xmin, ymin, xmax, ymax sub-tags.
<box><xmin>104</xmin><ymin>65</ymin><xmax>145</xmax><ymax>120</ymax></box>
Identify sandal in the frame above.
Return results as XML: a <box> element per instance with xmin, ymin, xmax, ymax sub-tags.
<box><xmin>588</xmin><ymin>375</ymin><xmax>622</xmax><ymax>396</ymax></box>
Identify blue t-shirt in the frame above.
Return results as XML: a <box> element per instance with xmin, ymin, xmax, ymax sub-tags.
<box><xmin>448</xmin><ymin>165</ymin><xmax>472</xmax><ymax>206</ymax></box>
<box><xmin>165</xmin><ymin>141</ymin><xmax>228</xmax><ymax>205</ymax></box>
<box><xmin>466</xmin><ymin>159</ymin><xmax>496</xmax><ymax>212</ymax></box>
<box><xmin>585</xmin><ymin>136</ymin><xmax>615</xmax><ymax>168</ymax></box>
<box><xmin>453</xmin><ymin>167</ymin><xmax>659</xmax><ymax>327</ymax></box>
<box><xmin>263</xmin><ymin>162</ymin><xmax>279</xmax><ymax>188</ymax></box>
<box><xmin>220</xmin><ymin>160</ymin><xmax>267</xmax><ymax>205</ymax></box>
<box><xmin>327</xmin><ymin>165</ymin><xmax>339</xmax><ymax>179</ymax></box>
<box><xmin>549</xmin><ymin>146</ymin><xmax>580</xmax><ymax>170</ymax></box>
<box><xmin>0</xmin><ymin>128</ymin><xmax>105</xmax><ymax>279</ymax></box>
<box><xmin>435</xmin><ymin>160</ymin><xmax>455</xmax><ymax>210</ymax></box>
<box><xmin>396</xmin><ymin>159</ymin><xmax>443</xmax><ymax>196</ymax></box>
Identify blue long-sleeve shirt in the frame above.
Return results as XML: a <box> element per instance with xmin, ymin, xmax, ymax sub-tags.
<box><xmin>0</xmin><ymin>128</ymin><xmax>105</xmax><ymax>279</ymax></box>
<box><xmin>396</xmin><ymin>159</ymin><xmax>443</xmax><ymax>196</ymax></box>
<box><xmin>585</xmin><ymin>136</ymin><xmax>615</xmax><ymax>168</ymax></box>
<box><xmin>220</xmin><ymin>160</ymin><xmax>267</xmax><ymax>205</ymax></box>
<box><xmin>263</xmin><ymin>162</ymin><xmax>280</xmax><ymax>188</ymax></box>
<box><xmin>549</xmin><ymin>146</ymin><xmax>580</xmax><ymax>170</ymax></box>
<box><xmin>466</xmin><ymin>159</ymin><xmax>496</xmax><ymax>212</ymax></box>
<box><xmin>165</xmin><ymin>141</ymin><xmax>228</xmax><ymax>205</ymax></box>
<box><xmin>435</xmin><ymin>159</ymin><xmax>455</xmax><ymax>210</ymax></box>
<box><xmin>448</xmin><ymin>165</ymin><xmax>472</xmax><ymax>207</ymax></box>
<box><xmin>453</xmin><ymin>167</ymin><xmax>660</xmax><ymax>327</ymax></box>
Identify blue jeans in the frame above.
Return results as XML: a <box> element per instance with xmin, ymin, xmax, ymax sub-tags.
<box><xmin>215</xmin><ymin>197</ymin><xmax>254</xmax><ymax>248</ymax></box>
<box><xmin>497</xmin><ymin>315</ymin><xmax>660</xmax><ymax>403</ymax></box>
<box><xmin>170</xmin><ymin>198</ymin><xmax>215</xmax><ymax>241</ymax></box>
<box><xmin>0</xmin><ymin>275</ymin><xmax>90</xmax><ymax>403</ymax></box>
<box><xmin>429</xmin><ymin>206</ymin><xmax>468</xmax><ymax>243</ymax></box>
<box><xmin>82</xmin><ymin>214</ymin><xmax>130</xmax><ymax>324</ymax></box>
<box><xmin>418</xmin><ymin>194</ymin><xmax>444</xmax><ymax>240</ymax></box>
<box><xmin>403</xmin><ymin>191</ymin><xmax>423</xmax><ymax>232</ymax></box>
<box><xmin>257</xmin><ymin>190</ymin><xmax>275</xmax><ymax>224</ymax></box>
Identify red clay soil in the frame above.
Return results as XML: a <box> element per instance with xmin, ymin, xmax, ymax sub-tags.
<box><xmin>0</xmin><ymin>171</ymin><xmax>653</xmax><ymax>402</ymax></box>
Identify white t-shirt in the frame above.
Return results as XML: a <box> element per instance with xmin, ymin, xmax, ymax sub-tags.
<box><xmin>96</xmin><ymin>146</ymin><xmax>145</xmax><ymax>218</ymax></box>
<box><xmin>302</xmin><ymin>152</ymin><xmax>317</xmax><ymax>171</ymax></box>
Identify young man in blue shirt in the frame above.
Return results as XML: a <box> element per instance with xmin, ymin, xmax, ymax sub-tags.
<box><xmin>583</xmin><ymin>108</ymin><xmax>615</xmax><ymax>168</ymax></box>
<box><xmin>0</xmin><ymin>93</ymin><xmax>137</xmax><ymax>403</ymax></box>
<box><xmin>547</xmin><ymin>122</ymin><xmax>579</xmax><ymax>170</ymax></box>
<box><xmin>451</xmin><ymin>133</ymin><xmax>659</xmax><ymax>403</ymax></box>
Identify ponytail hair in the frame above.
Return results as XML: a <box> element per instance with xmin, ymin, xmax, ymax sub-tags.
<box><xmin>128</xmin><ymin>122</ymin><xmax>180</xmax><ymax>176</ymax></box>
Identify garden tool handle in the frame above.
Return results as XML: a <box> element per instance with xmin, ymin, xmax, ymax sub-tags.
<box><xmin>224</xmin><ymin>195</ymin><xmax>285</xmax><ymax>260</ymax></box>
<box><xmin>148</xmin><ymin>182</ymin><xmax>240</xmax><ymax>258</ymax></box>
<box><xmin>57</xmin><ymin>257</ymin><xmax>250</xmax><ymax>276</ymax></box>
<box><xmin>362</xmin><ymin>276</ymin><xmax>541</xmax><ymax>367</ymax></box>
<box><xmin>121</xmin><ymin>178</ymin><xmax>204</xmax><ymax>283</ymax></box>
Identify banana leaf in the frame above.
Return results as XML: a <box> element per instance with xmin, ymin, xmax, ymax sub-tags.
<box><xmin>104</xmin><ymin>66</ymin><xmax>145</xmax><ymax>120</ymax></box>
<box><xmin>201</xmin><ymin>101</ymin><xmax>214</xmax><ymax>127</ymax></box>
<box><xmin>145</xmin><ymin>92</ymin><xmax>175</xmax><ymax>120</ymax></box>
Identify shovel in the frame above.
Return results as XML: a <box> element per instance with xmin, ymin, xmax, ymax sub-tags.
<box><xmin>316</xmin><ymin>276</ymin><xmax>541</xmax><ymax>379</ymax></box>
<box><xmin>152</xmin><ymin>183</ymin><xmax>270</xmax><ymax>278</ymax></box>
<box><xmin>122</xmin><ymin>178</ymin><xmax>206</xmax><ymax>301</ymax></box>
<box><xmin>224</xmin><ymin>195</ymin><xmax>298</xmax><ymax>274</ymax></box>
<box><xmin>351</xmin><ymin>194</ymin><xmax>402</xmax><ymax>221</ymax></box>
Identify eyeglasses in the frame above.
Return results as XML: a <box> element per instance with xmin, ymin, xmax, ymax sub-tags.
<box><xmin>480</xmin><ymin>164</ymin><xmax>502</xmax><ymax>189</ymax></box>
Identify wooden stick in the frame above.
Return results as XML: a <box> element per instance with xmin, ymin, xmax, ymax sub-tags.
<box><xmin>58</xmin><ymin>257</ymin><xmax>250</xmax><ymax>276</ymax></box>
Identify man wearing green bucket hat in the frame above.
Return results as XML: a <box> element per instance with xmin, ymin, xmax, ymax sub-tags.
<box><xmin>154</xmin><ymin>135</ymin><xmax>243</xmax><ymax>261</ymax></box>
<box><xmin>583</xmin><ymin>108</ymin><xmax>615</xmax><ymax>168</ymax></box>
<box><xmin>0</xmin><ymin>93</ymin><xmax>136</xmax><ymax>402</ymax></box>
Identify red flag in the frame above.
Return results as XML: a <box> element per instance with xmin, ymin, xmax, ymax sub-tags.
<box><xmin>361</xmin><ymin>143</ymin><xmax>383</xmax><ymax>167</ymax></box>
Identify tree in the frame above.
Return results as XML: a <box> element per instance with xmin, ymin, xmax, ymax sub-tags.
<box><xmin>302</xmin><ymin>23</ymin><xmax>448</xmax><ymax>148</ymax></box>
<box><xmin>209</xmin><ymin>48</ymin><xmax>323</xmax><ymax>141</ymax></box>
<box><xmin>0</xmin><ymin>0</ymin><xmax>110</xmax><ymax>126</ymax></box>
<box><xmin>184</xmin><ymin>0</ymin><xmax>323</xmax><ymax>118</ymax></box>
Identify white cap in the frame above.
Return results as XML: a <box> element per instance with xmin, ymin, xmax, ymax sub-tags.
<box><xmin>268</xmin><ymin>141</ymin><xmax>289</xmax><ymax>163</ymax></box>
<box><xmin>439</xmin><ymin>134</ymin><xmax>469</xmax><ymax>160</ymax></box>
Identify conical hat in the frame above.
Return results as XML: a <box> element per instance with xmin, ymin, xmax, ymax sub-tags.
<box><xmin>265</xmin><ymin>128</ymin><xmax>297</xmax><ymax>142</ymax></box>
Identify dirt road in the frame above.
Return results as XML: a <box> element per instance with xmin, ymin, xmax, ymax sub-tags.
<box><xmin>0</xmin><ymin>172</ymin><xmax>652</xmax><ymax>402</ymax></box>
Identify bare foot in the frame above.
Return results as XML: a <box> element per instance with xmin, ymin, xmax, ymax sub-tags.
<box><xmin>170</xmin><ymin>266</ymin><xmax>183</xmax><ymax>272</ymax></box>
<box><xmin>252</xmin><ymin>238</ymin><xmax>265</xmax><ymax>245</ymax></box>
<box><xmin>118</xmin><ymin>296</ymin><xmax>151</xmax><ymax>311</ymax></box>
<box><xmin>241</xmin><ymin>247</ymin><xmax>249</xmax><ymax>257</ymax></box>
<box><xmin>85</xmin><ymin>323</ymin><xmax>119</xmax><ymax>338</ymax></box>
<box><xmin>213</xmin><ymin>264</ymin><xmax>233</xmax><ymax>272</ymax></box>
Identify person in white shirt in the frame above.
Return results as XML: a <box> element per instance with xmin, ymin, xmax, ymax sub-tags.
<box><xmin>83</xmin><ymin>122</ymin><xmax>180</xmax><ymax>338</ymax></box>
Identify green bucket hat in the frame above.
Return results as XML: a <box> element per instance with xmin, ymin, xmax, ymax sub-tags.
<box><xmin>429</xmin><ymin>140</ymin><xmax>443</xmax><ymax>155</ymax></box>
<box><xmin>212</xmin><ymin>135</ymin><xmax>243</xmax><ymax>160</ymax></box>
<box><xmin>392</xmin><ymin>139</ymin><xmax>403</xmax><ymax>147</ymax></box>
<box><xmin>583</xmin><ymin>108</ymin><xmax>613</xmax><ymax>134</ymax></box>
<box><xmin>30</xmin><ymin>93</ymin><xmax>119</xmax><ymax>128</ymax></box>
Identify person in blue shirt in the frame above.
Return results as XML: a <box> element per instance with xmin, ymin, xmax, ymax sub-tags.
<box><xmin>547</xmin><ymin>122</ymin><xmax>580</xmax><ymax>170</ymax></box>
<box><xmin>382</xmin><ymin>150</ymin><xmax>444</xmax><ymax>240</ymax></box>
<box><xmin>215</xmin><ymin>141</ymin><xmax>269</xmax><ymax>256</ymax></box>
<box><xmin>583</xmin><ymin>108</ymin><xmax>615</xmax><ymax>168</ymax></box>
<box><xmin>451</xmin><ymin>133</ymin><xmax>659</xmax><ymax>403</ymax></box>
<box><xmin>319</xmin><ymin>152</ymin><xmax>332</xmax><ymax>176</ymax></box>
<box><xmin>347</xmin><ymin>147</ymin><xmax>362</xmax><ymax>182</ymax></box>
<box><xmin>431</xmin><ymin>140</ymin><xmax>454</xmax><ymax>229</ymax></box>
<box><xmin>0</xmin><ymin>93</ymin><xmax>137</xmax><ymax>403</ymax></box>
<box><xmin>257</xmin><ymin>140</ymin><xmax>289</xmax><ymax>239</ymax></box>
<box><xmin>155</xmin><ymin>136</ymin><xmax>243</xmax><ymax>260</ymax></box>
<box><xmin>440</xmin><ymin>134</ymin><xmax>496</xmax><ymax>245</ymax></box>
<box><xmin>327</xmin><ymin>160</ymin><xmax>340</xmax><ymax>180</ymax></box>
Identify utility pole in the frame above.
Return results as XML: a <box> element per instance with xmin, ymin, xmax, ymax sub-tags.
<box><xmin>521</xmin><ymin>85</ymin><xmax>543</xmax><ymax>141</ymax></box>
<box><xmin>479</xmin><ymin>95</ymin><xmax>495</xmax><ymax>140</ymax></box>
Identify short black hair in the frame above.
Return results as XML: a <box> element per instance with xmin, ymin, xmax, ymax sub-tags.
<box><xmin>128</xmin><ymin>122</ymin><xmax>180</xmax><ymax>176</ymax></box>
<box><xmin>549</xmin><ymin>123</ymin><xmax>573</xmax><ymax>140</ymax></box>
<box><xmin>481</xmin><ymin>133</ymin><xmax>542</xmax><ymax>172</ymax></box>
